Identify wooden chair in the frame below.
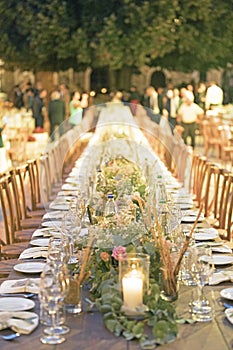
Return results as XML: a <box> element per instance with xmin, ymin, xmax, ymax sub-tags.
<box><xmin>219</xmin><ymin>128</ymin><xmax>233</xmax><ymax>165</ymax></box>
<box><xmin>7</xmin><ymin>127</ymin><xmax>29</xmax><ymax>166</ymax></box>
<box><xmin>0</xmin><ymin>178</ymin><xmax>29</xmax><ymax>259</ymax></box>
<box><xmin>202</xmin><ymin>120</ymin><xmax>222</xmax><ymax>158</ymax></box>
<box><xmin>5</xmin><ymin>172</ymin><xmax>38</xmax><ymax>241</ymax></box>
<box><xmin>27</xmin><ymin>158</ymin><xmax>47</xmax><ymax>214</ymax></box>
<box><xmin>201</xmin><ymin>165</ymin><xmax>227</xmax><ymax>225</ymax></box>
<box><xmin>190</xmin><ymin>155</ymin><xmax>208</xmax><ymax>205</ymax></box>
<box><xmin>218</xmin><ymin>173</ymin><xmax>233</xmax><ymax>241</ymax></box>
<box><xmin>0</xmin><ymin>258</ymin><xmax>19</xmax><ymax>277</ymax></box>
<box><xmin>10</xmin><ymin>166</ymin><xmax>42</xmax><ymax>230</ymax></box>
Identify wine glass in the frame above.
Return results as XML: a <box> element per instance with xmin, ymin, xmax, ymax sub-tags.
<box><xmin>61</xmin><ymin>211</ymin><xmax>82</xmax><ymax>263</ymax></box>
<box><xmin>39</xmin><ymin>265</ymin><xmax>66</xmax><ymax>344</ymax></box>
<box><xmin>40</xmin><ymin>262</ymin><xmax>70</xmax><ymax>340</ymax></box>
<box><xmin>47</xmin><ymin>236</ymin><xmax>70</xmax><ymax>265</ymax></box>
<box><xmin>189</xmin><ymin>246</ymin><xmax>214</xmax><ymax>322</ymax></box>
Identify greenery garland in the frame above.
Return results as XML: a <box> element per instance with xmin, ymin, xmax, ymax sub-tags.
<box><xmin>74</xmin><ymin>155</ymin><xmax>189</xmax><ymax>349</ymax></box>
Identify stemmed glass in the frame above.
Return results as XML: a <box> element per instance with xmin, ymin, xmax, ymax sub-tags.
<box><xmin>39</xmin><ymin>262</ymin><xmax>70</xmax><ymax>341</ymax></box>
<box><xmin>40</xmin><ymin>263</ymin><xmax>68</xmax><ymax>345</ymax></box>
<box><xmin>47</xmin><ymin>236</ymin><xmax>70</xmax><ymax>265</ymax></box>
<box><xmin>61</xmin><ymin>210</ymin><xmax>82</xmax><ymax>263</ymax></box>
<box><xmin>189</xmin><ymin>246</ymin><xmax>214</xmax><ymax>322</ymax></box>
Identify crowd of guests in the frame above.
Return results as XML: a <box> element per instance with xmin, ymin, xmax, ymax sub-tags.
<box><xmin>8</xmin><ymin>81</ymin><xmax>90</xmax><ymax>140</ymax></box>
<box><xmin>7</xmin><ymin>79</ymin><xmax>224</xmax><ymax>148</ymax></box>
<box><xmin>123</xmin><ymin>81</ymin><xmax>224</xmax><ymax>148</ymax></box>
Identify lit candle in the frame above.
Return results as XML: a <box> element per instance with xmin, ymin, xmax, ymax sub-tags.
<box><xmin>122</xmin><ymin>269</ymin><xmax>143</xmax><ymax>310</ymax></box>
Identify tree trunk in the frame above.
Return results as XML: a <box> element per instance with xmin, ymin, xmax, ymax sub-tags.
<box><xmin>117</xmin><ymin>67</ymin><xmax>133</xmax><ymax>91</ymax></box>
<box><xmin>108</xmin><ymin>68</ymin><xmax>117</xmax><ymax>91</ymax></box>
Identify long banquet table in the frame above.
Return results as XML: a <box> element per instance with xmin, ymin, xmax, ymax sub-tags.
<box><xmin>1</xmin><ymin>103</ymin><xmax>233</xmax><ymax>349</ymax></box>
<box><xmin>2</xmin><ymin>268</ymin><xmax>233</xmax><ymax>350</ymax></box>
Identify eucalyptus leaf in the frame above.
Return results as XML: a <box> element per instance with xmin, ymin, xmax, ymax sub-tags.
<box><xmin>140</xmin><ymin>339</ymin><xmax>157</xmax><ymax>349</ymax></box>
<box><xmin>99</xmin><ymin>304</ymin><xmax>113</xmax><ymax>313</ymax></box>
<box><xmin>105</xmin><ymin>319</ymin><xmax>119</xmax><ymax>333</ymax></box>
<box><xmin>122</xmin><ymin>330</ymin><xmax>135</xmax><ymax>341</ymax></box>
<box><xmin>114</xmin><ymin>323</ymin><xmax>124</xmax><ymax>337</ymax></box>
<box><xmin>176</xmin><ymin>318</ymin><xmax>196</xmax><ymax>324</ymax></box>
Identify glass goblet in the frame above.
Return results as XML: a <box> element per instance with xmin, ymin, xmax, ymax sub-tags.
<box><xmin>40</xmin><ymin>262</ymin><xmax>70</xmax><ymax>338</ymax></box>
<box><xmin>39</xmin><ymin>268</ymin><xmax>66</xmax><ymax>344</ymax></box>
<box><xmin>189</xmin><ymin>246</ymin><xmax>214</xmax><ymax>322</ymax></box>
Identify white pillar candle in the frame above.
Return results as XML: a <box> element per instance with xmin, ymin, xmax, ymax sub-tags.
<box><xmin>122</xmin><ymin>269</ymin><xmax>143</xmax><ymax>309</ymax></box>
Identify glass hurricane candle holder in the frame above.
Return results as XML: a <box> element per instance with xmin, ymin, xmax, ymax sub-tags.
<box><xmin>119</xmin><ymin>253</ymin><xmax>150</xmax><ymax>316</ymax></box>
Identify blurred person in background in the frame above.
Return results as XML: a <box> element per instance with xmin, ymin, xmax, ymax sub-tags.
<box><xmin>59</xmin><ymin>83</ymin><xmax>71</xmax><ymax>119</ymax></box>
<box><xmin>32</xmin><ymin>88</ymin><xmax>47</xmax><ymax>129</ymax></box>
<box><xmin>69</xmin><ymin>90</ymin><xmax>86</xmax><ymax>127</ymax></box>
<box><xmin>205</xmin><ymin>81</ymin><xmax>224</xmax><ymax>110</ymax></box>
<box><xmin>163</xmin><ymin>89</ymin><xmax>178</xmax><ymax>130</ymax></box>
<box><xmin>13</xmin><ymin>84</ymin><xmax>24</xmax><ymax>109</ymax></box>
<box><xmin>48</xmin><ymin>90</ymin><xmax>66</xmax><ymax>140</ymax></box>
<box><xmin>177</xmin><ymin>91</ymin><xmax>204</xmax><ymax>148</ymax></box>
<box><xmin>196</xmin><ymin>82</ymin><xmax>206</xmax><ymax>110</ymax></box>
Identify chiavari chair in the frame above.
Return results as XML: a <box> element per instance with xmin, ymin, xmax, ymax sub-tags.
<box><xmin>10</xmin><ymin>166</ymin><xmax>42</xmax><ymax>229</ymax></box>
<box><xmin>0</xmin><ymin>173</ymin><xmax>35</xmax><ymax>242</ymax></box>
<box><xmin>191</xmin><ymin>155</ymin><xmax>208</xmax><ymax>206</ymax></box>
<box><xmin>0</xmin><ymin>178</ymin><xmax>29</xmax><ymax>259</ymax></box>
<box><xmin>27</xmin><ymin>158</ymin><xmax>47</xmax><ymax>214</ymax></box>
<box><xmin>218</xmin><ymin>173</ymin><xmax>233</xmax><ymax>241</ymax></box>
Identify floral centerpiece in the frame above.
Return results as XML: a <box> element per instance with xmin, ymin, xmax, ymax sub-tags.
<box><xmin>72</xmin><ymin>155</ymin><xmax>199</xmax><ymax>349</ymax></box>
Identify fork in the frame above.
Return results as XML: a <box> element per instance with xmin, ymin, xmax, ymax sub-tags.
<box><xmin>0</xmin><ymin>293</ymin><xmax>36</xmax><ymax>298</ymax></box>
<box><xmin>0</xmin><ymin>332</ymin><xmax>20</xmax><ymax>341</ymax></box>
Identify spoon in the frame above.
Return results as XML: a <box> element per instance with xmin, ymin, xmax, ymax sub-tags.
<box><xmin>0</xmin><ymin>332</ymin><xmax>20</xmax><ymax>341</ymax></box>
<box><xmin>223</xmin><ymin>302</ymin><xmax>233</xmax><ymax>309</ymax></box>
<box><xmin>0</xmin><ymin>293</ymin><xmax>36</xmax><ymax>298</ymax></box>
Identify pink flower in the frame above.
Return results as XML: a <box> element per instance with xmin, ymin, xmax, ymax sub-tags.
<box><xmin>112</xmin><ymin>246</ymin><xmax>127</xmax><ymax>261</ymax></box>
<box><xmin>100</xmin><ymin>251</ymin><xmax>110</xmax><ymax>262</ymax></box>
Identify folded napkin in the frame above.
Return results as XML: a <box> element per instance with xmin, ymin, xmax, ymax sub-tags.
<box><xmin>65</xmin><ymin>177</ymin><xmax>80</xmax><ymax>185</ymax></box>
<box><xmin>32</xmin><ymin>229</ymin><xmax>61</xmax><ymax>239</ymax></box>
<box><xmin>57</xmin><ymin>190</ymin><xmax>78</xmax><ymax>197</ymax></box>
<box><xmin>0</xmin><ymin>311</ymin><xmax>39</xmax><ymax>334</ymax></box>
<box><xmin>19</xmin><ymin>247</ymin><xmax>48</xmax><ymax>260</ymax></box>
<box><xmin>209</xmin><ymin>271</ymin><xmax>233</xmax><ymax>285</ymax></box>
<box><xmin>41</xmin><ymin>220</ymin><xmax>62</xmax><ymax>228</ymax></box>
<box><xmin>61</xmin><ymin>183</ymin><xmax>80</xmax><ymax>191</ymax></box>
<box><xmin>43</xmin><ymin>210</ymin><xmax>64</xmax><ymax>220</ymax></box>
<box><xmin>212</xmin><ymin>245</ymin><xmax>232</xmax><ymax>254</ymax></box>
<box><xmin>29</xmin><ymin>238</ymin><xmax>50</xmax><ymax>247</ymax></box>
<box><xmin>49</xmin><ymin>202</ymin><xmax>70</xmax><ymax>210</ymax></box>
<box><xmin>31</xmin><ymin>227</ymin><xmax>52</xmax><ymax>238</ymax></box>
<box><xmin>0</xmin><ymin>278</ymin><xmax>40</xmax><ymax>294</ymax></box>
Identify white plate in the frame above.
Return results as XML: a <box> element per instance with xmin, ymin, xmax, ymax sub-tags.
<box><xmin>202</xmin><ymin>255</ymin><xmax>233</xmax><ymax>265</ymax></box>
<box><xmin>166</xmin><ymin>183</ymin><xmax>183</xmax><ymax>190</ymax></box>
<box><xmin>14</xmin><ymin>262</ymin><xmax>46</xmax><ymax>274</ymax></box>
<box><xmin>225</xmin><ymin>308</ymin><xmax>233</xmax><ymax>324</ymax></box>
<box><xmin>194</xmin><ymin>232</ymin><xmax>219</xmax><ymax>241</ymax></box>
<box><xmin>212</xmin><ymin>245</ymin><xmax>232</xmax><ymax>254</ymax></box>
<box><xmin>220</xmin><ymin>287</ymin><xmax>233</xmax><ymax>301</ymax></box>
<box><xmin>0</xmin><ymin>297</ymin><xmax>35</xmax><ymax>311</ymax></box>
<box><xmin>43</xmin><ymin>211</ymin><xmax>64</xmax><ymax>219</ymax></box>
<box><xmin>30</xmin><ymin>238</ymin><xmax>50</xmax><ymax>247</ymax></box>
<box><xmin>182</xmin><ymin>215</ymin><xmax>204</xmax><ymax>223</ymax></box>
<box><xmin>198</xmin><ymin>227</ymin><xmax>219</xmax><ymax>235</ymax></box>
<box><xmin>49</xmin><ymin>204</ymin><xmax>70</xmax><ymax>211</ymax></box>
<box><xmin>41</xmin><ymin>220</ymin><xmax>62</xmax><ymax>228</ymax></box>
<box><xmin>179</xmin><ymin>203</ymin><xmax>194</xmax><ymax>210</ymax></box>
<box><xmin>61</xmin><ymin>184</ymin><xmax>80</xmax><ymax>191</ymax></box>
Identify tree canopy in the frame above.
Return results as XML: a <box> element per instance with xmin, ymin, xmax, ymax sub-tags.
<box><xmin>0</xmin><ymin>0</ymin><xmax>232</xmax><ymax>73</ymax></box>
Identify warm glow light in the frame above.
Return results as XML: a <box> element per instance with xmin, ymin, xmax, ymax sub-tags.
<box><xmin>90</xmin><ymin>90</ymin><xmax>96</xmax><ymax>97</ymax></box>
<box><xmin>101</xmin><ymin>88</ymin><xmax>107</xmax><ymax>94</ymax></box>
<box><xmin>122</xmin><ymin>269</ymin><xmax>143</xmax><ymax>309</ymax></box>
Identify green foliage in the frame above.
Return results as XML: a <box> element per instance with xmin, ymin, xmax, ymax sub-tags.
<box><xmin>0</xmin><ymin>0</ymin><xmax>232</xmax><ymax>74</ymax></box>
<box><xmin>94</xmin><ymin>277</ymin><xmax>178</xmax><ymax>349</ymax></box>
